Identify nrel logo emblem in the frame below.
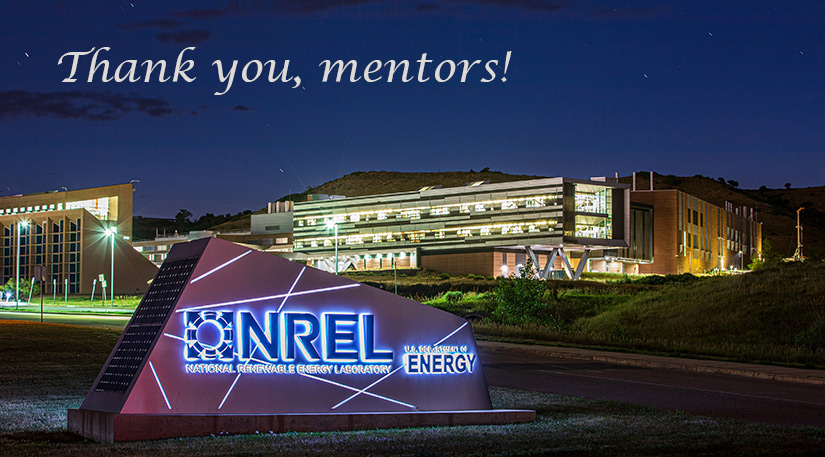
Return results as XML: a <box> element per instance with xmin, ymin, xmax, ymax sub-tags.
<box><xmin>184</xmin><ymin>311</ymin><xmax>234</xmax><ymax>361</ymax></box>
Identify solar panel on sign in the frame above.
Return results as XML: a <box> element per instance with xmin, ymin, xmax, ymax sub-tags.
<box><xmin>95</xmin><ymin>256</ymin><xmax>199</xmax><ymax>392</ymax></box>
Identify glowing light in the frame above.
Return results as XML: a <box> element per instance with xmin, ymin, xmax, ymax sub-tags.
<box><xmin>190</xmin><ymin>251</ymin><xmax>252</xmax><ymax>284</ymax></box>
<box><xmin>433</xmin><ymin>322</ymin><xmax>468</xmax><ymax>347</ymax></box>
<box><xmin>176</xmin><ymin>283</ymin><xmax>360</xmax><ymax>313</ymax></box>
<box><xmin>298</xmin><ymin>371</ymin><xmax>416</xmax><ymax>410</ymax></box>
<box><xmin>276</xmin><ymin>267</ymin><xmax>306</xmax><ymax>313</ymax></box>
<box><xmin>149</xmin><ymin>361</ymin><xmax>172</xmax><ymax>410</ymax></box>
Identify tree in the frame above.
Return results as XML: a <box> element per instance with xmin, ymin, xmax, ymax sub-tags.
<box><xmin>0</xmin><ymin>278</ymin><xmax>40</xmax><ymax>302</ymax></box>
<box><xmin>727</xmin><ymin>179</ymin><xmax>739</xmax><ymax>188</ymax></box>
<box><xmin>175</xmin><ymin>209</ymin><xmax>193</xmax><ymax>232</ymax></box>
<box><xmin>759</xmin><ymin>185</ymin><xmax>768</xmax><ymax>191</ymax></box>
<box><xmin>784</xmin><ymin>182</ymin><xmax>792</xmax><ymax>189</ymax></box>
<box><xmin>749</xmin><ymin>239</ymin><xmax>783</xmax><ymax>270</ymax></box>
<box><xmin>492</xmin><ymin>259</ymin><xmax>547</xmax><ymax>325</ymax></box>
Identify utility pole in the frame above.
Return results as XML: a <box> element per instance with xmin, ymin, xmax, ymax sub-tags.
<box><xmin>793</xmin><ymin>207</ymin><xmax>804</xmax><ymax>261</ymax></box>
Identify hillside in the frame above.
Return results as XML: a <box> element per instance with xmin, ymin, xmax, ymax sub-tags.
<box><xmin>209</xmin><ymin>169</ymin><xmax>543</xmax><ymax>232</ymax></box>
<box><xmin>470</xmin><ymin>261</ymin><xmax>825</xmax><ymax>367</ymax></box>
<box><xmin>291</xmin><ymin>169</ymin><xmax>544</xmax><ymax>198</ymax></box>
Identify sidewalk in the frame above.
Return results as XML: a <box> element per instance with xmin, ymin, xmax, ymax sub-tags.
<box><xmin>478</xmin><ymin>340</ymin><xmax>825</xmax><ymax>385</ymax></box>
<box><xmin>0</xmin><ymin>301</ymin><xmax>134</xmax><ymax>315</ymax></box>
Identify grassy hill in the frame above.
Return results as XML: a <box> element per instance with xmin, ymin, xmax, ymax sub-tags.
<box><xmin>468</xmin><ymin>262</ymin><xmax>825</xmax><ymax>367</ymax></box>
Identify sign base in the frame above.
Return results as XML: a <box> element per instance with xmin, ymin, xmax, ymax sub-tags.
<box><xmin>68</xmin><ymin>408</ymin><xmax>536</xmax><ymax>443</ymax></box>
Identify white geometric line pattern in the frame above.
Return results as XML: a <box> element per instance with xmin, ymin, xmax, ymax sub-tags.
<box><xmin>329</xmin><ymin>321</ymin><xmax>468</xmax><ymax>410</ymax></box>
<box><xmin>149</xmin><ymin>361</ymin><xmax>172</xmax><ymax>410</ymax></box>
<box><xmin>276</xmin><ymin>267</ymin><xmax>305</xmax><ymax>313</ymax></box>
<box><xmin>175</xmin><ymin>283</ymin><xmax>360</xmax><ymax>313</ymax></box>
<box><xmin>190</xmin><ymin>251</ymin><xmax>252</xmax><ymax>284</ymax></box>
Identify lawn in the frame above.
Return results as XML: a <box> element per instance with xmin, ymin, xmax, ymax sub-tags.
<box><xmin>1</xmin><ymin>320</ymin><xmax>824</xmax><ymax>456</ymax></box>
<box><xmin>422</xmin><ymin>263</ymin><xmax>825</xmax><ymax>368</ymax></box>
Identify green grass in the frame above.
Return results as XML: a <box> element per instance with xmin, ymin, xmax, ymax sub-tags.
<box><xmin>412</xmin><ymin>263</ymin><xmax>825</xmax><ymax>368</ymax></box>
<box><xmin>6</xmin><ymin>295</ymin><xmax>141</xmax><ymax>313</ymax></box>
<box><xmin>1</xmin><ymin>320</ymin><xmax>824</xmax><ymax>456</ymax></box>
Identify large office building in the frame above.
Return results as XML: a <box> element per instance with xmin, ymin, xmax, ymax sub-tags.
<box><xmin>291</xmin><ymin>175</ymin><xmax>762</xmax><ymax>277</ymax></box>
<box><xmin>293</xmin><ymin>177</ymin><xmax>631</xmax><ymax>279</ymax></box>
<box><xmin>0</xmin><ymin>184</ymin><xmax>158</xmax><ymax>296</ymax></box>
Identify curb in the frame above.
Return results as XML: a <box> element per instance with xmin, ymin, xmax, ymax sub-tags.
<box><xmin>477</xmin><ymin>341</ymin><xmax>825</xmax><ymax>386</ymax></box>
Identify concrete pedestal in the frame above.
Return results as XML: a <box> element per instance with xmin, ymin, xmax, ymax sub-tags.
<box><xmin>68</xmin><ymin>408</ymin><xmax>536</xmax><ymax>443</ymax></box>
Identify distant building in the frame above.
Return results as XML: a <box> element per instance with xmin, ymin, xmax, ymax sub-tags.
<box><xmin>587</xmin><ymin>172</ymin><xmax>762</xmax><ymax>274</ymax></box>
<box><xmin>133</xmin><ymin>202</ymin><xmax>293</xmax><ymax>266</ymax></box>
<box><xmin>629</xmin><ymin>189</ymin><xmax>761</xmax><ymax>274</ymax></box>
<box><xmin>292</xmin><ymin>178</ymin><xmax>631</xmax><ymax>279</ymax></box>
<box><xmin>0</xmin><ymin>183</ymin><xmax>158</xmax><ymax>295</ymax></box>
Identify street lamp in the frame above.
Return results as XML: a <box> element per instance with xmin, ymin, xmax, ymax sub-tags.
<box><xmin>325</xmin><ymin>219</ymin><xmax>339</xmax><ymax>275</ymax></box>
<box><xmin>104</xmin><ymin>226</ymin><xmax>117</xmax><ymax>306</ymax></box>
<box><xmin>15</xmin><ymin>220</ymin><xmax>29</xmax><ymax>309</ymax></box>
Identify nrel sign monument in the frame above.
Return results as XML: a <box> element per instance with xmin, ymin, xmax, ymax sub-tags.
<box><xmin>69</xmin><ymin>238</ymin><xmax>533</xmax><ymax>442</ymax></box>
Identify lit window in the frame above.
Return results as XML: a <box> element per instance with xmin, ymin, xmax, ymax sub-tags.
<box><xmin>378</xmin><ymin>212</ymin><xmax>387</xmax><ymax>220</ymax></box>
<box><xmin>501</xmin><ymin>200</ymin><xmax>517</xmax><ymax>210</ymax></box>
<box><xmin>481</xmin><ymin>227</ymin><xmax>491</xmax><ymax>236</ymax></box>
<box><xmin>350</xmin><ymin>214</ymin><xmax>360</xmax><ymax>222</ymax></box>
<box><xmin>528</xmin><ymin>224</ymin><xmax>539</xmax><ymax>233</ymax></box>
<box><xmin>400</xmin><ymin>210</ymin><xmax>420</xmax><ymax>219</ymax></box>
<box><xmin>460</xmin><ymin>205</ymin><xmax>471</xmax><ymax>214</ymax></box>
<box><xmin>431</xmin><ymin>206</ymin><xmax>449</xmax><ymax>216</ymax></box>
<box><xmin>474</xmin><ymin>203</ymin><xmax>486</xmax><ymax>212</ymax></box>
<box><xmin>373</xmin><ymin>234</ymin><xmax>382</xmax><ymax>243</ymax></box>
<box><xmin>458</xmin><ymin>228</ymin><xmax>472</xmax><ymax>237</ymax></box>
<box><xmin>308</xmin><ymin>218</ymin><xmax>316</xmax><ymax>226</ymax></box>
<box><xmin>311</xmin><ymin>240</ymin><xmax>318</xmax><ymax>248</ymax></box>
<box><xmin>134</xmin><ymin>246</ymin><xmax>143</xmax><ymax>252</ymax></box>
<box><xmin>526</xmin><ymin>197</ymin><xmax>546</xmax><ymax>208</ymax></box>
<box><xmin>324</xmin><ymin>239</ymin><xmax>332</xmax><ymax>247</ymax></box>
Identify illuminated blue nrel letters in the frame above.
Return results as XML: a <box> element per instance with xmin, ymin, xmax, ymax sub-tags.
<box><xmin>184</xmin><ymin>310</ymin><xmax>394</xmax><ymax>364</ymax></box>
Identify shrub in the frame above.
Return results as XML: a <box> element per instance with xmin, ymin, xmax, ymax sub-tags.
<box><xmin>444</xmin><ymin>291</ymin><xmax>464</xmax><ymax>304</ymax></box>
<box><xmin>0</xmin><ymin>278</ymin><xmax>40</xmax><ymax>301</ymax></box>
<box><xmin>795</xmin><ymin>317</ymin><xmax>825</xmax><ymax>352</ymax></box>
<box><xmin>492</xmin><ymin>259</ymin><xmax>547</xmax><ymax>325</ymax></box>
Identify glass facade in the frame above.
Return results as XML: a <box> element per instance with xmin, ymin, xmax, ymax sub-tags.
<box><xmin>0</xmin><ymin>216</ymin><xmax>82</xmax><ymax>294</ymax></box>
<box><xmin>293</xmin><ymin>177</ymin><xmax>629</xmax><ymax>270</ymax></box>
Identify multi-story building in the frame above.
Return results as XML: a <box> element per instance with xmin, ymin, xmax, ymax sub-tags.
<box><xmin>292</xmin><ymin>177</ymin><xmax>631</xmax><ymax>278</ymax></box>
<box><xmin>626</xmin><ymin>189</ymin><xmax>761</xmax><ymax>274</ymax></box>
<box><xmin>133</xmin><ymin>202</ymin><xmax>294</xmax><ymax>266</ymax></box>
<box><xmin>0</xmin><ymin>184</ymin><xmax>158</xmax><ymax>296</ymax></box>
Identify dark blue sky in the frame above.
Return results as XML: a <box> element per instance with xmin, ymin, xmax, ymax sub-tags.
<box><xmin>2</xmin><ymin>1</ymin><xmax>824</xmax><ymax>217</ymax></box>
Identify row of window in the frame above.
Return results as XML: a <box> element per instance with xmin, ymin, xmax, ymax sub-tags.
<box><xmin>296</xmin><ymin>220</ymin><xmax>557</xmax><ymax>249</ymax></box>
<box><xmin>296</xmin><ymin>194</ymin><xmax>560</xmax><ymax>227</ymax></box>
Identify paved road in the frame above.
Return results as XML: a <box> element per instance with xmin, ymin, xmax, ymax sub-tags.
<box><xmin>0</xmin><ymin>310</ymin><xmax>131</xmax><ymax>330</ymax></box>
<box><xmin>480</xmin><ymin>346</ymin><xmax>825</xmax><ymax>428</ymax></box>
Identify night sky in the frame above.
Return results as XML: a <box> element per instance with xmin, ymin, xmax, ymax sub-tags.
<box><xmin>2</xmin><ymin>1</ymin><xmax>824</xmax><ymax>218</ymax></box>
